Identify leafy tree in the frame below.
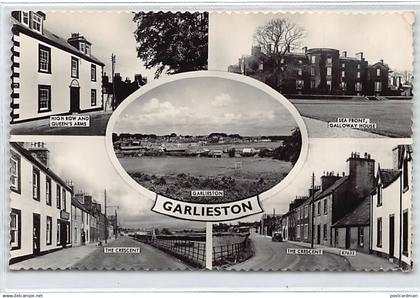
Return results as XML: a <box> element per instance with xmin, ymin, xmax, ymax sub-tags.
<box><xmin>133</xmin><ymin>12</ymin><xmax>208</xmax><ymax>78</ymax></box>
<box><xmin>253</xmin><ymin>18</ymin><xmax>305</xmax><ymax>91</ymax></box>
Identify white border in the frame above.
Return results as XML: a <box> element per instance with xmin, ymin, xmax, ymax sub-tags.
<box><xmin>104</xmin><ymin>71</ymin><xmax>309</xmax><ymax>209</ymax></box>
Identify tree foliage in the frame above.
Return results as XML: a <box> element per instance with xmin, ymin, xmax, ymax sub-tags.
<box><xmin>133</xmin><ymin>12</ymin><xmax>208</xmax><ymax>78</ymax></box>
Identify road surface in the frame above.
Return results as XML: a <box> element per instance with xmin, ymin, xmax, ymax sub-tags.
<box><xmin>71</xmin><ymin>236</ymin><xmax>193</xmax><ymax>270</ymax></box>
<box><xmin>227</xmin><ymin>232</ymin><xmax>351</xmax><ymax>271</ymax></box>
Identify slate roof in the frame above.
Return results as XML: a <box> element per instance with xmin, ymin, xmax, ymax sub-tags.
<box><xmin>379</xmin><ymin>168</ymin><xmax>400</xmax><ymax>188</ymax></box>
<box><xmin>314</xmin><ymin>176</ymin><xmax>349</xmax><ymax>201</ymax></box>
<box><xmin>332</xmin><ymin>196</ymin><xmax>370</xmax><ymax>227</ymax></box>
<box><xmin>72</xmin><ymin>197</ymin><xmax>89</xmax><ymax>214</ymax></box>
<box><xmin>12</xmin><ymin>18</ymin><xmax>104</xmax><ymax>66</ymax></box>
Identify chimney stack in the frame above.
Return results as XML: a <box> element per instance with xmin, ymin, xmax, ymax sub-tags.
<box><xmin>302</xmin><ymin>46</ymin><xmax>308</xmax><ymax>53</ymax></box>
<box><xmin>355</xmin><ymin>52</ymin><xmax>364</xmax><ymax>61</ymax></box>
<box><xmin>347</xmin><ymin>151</ymin><xmax>375</xmax><ymax>196</ymax></box>
<box><xmin>341</xmin><ymin>51</ymin><xmax>347</xmax><ymax>57</ymax></box>
<box><xmin>320</xmin><ymin>172</ymin><xmax>341</xmax><ymax>191</ymax></box>
<box><xmin>26</xmin><ymin>142</ymin><xmax>49</xmax><ymax>167</ymax></box>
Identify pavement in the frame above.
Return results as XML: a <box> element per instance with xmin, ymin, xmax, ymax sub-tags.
<box><xmin>287</xmin><ymin>240</ymin><xmax>399</xmax><ymax>271</ymax></box>
<box><xmin>10</xmin><ymin>110</ymin><xmax>113</xmax><ymax>136</ymax></box>
<box><xmin>10</xmin><ymin>236</ymin><xmax>192</xmax><ymax>270</ymax></box>
<box><xmin>227</xmin><ymin>232</ymin><xmax>351</xmax><ymax>271</ymax></box>
<box><xmin>72</xmin><ymin>236</ymin><xmax>192</xmax><ymax>270</ymax></box>
<box><xmin>9</xmin><ymin>241</ymin><xmax>105</xmax><ymax>270</ymax></box>
<box><xmin>303</xmin><ymin>116</ymin><xmax>386</xmax><ymax>138</ymax></box>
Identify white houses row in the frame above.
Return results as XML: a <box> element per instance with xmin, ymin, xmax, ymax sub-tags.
<box><xmin>10</xmin><ymin>11</ymin><xmax>105</xmax><ymax>124</ymax></box>
<box><xmin>10</xmin><ymin>142</ymin><xmax>72</xmax><ymax>263</ymax></box>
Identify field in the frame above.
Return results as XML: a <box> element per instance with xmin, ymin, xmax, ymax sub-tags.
<box><xmin>119</xmin><ymin>156</ymin><xmax>292</xmax><ymax>203</ymax></box>
<box><xmin>290</xmin><ymin>99</ymin><xmax>413</xmax><ymax>137</ymax></box>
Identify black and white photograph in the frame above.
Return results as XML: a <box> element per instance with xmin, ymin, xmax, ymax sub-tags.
<box><xmin>209</xmin><ymin>12</ymin><xmax>414</xmax><ymax>138</ymax></box>
<box><xmin>110</xmin><ymin>75</ymin><xmax>305</xmax><ymax>204</ymax></box>
<box><xmin>9</xmin><ymin>140</ymin><xmax>206</xmax><ymax>270</ymax></box>
<box><xmin>211</xmin><ymin>139</ymin><xmax>412</xmax><ymax>271</ymax></box>
<box><xmin>10</xmin><ymin>10</ymin><xmax>208</xmax><ymax>135</ymax></box>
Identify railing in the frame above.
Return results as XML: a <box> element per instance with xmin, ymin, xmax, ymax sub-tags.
<box><xmin>212</xmin><ymin>237</ymin><xmax>250</xmax><ymax>265</ymax></box>
<box><xmin>131</xmin><ymin>235</ymin><xmax>206</xmax><ymax>268</ymax></box>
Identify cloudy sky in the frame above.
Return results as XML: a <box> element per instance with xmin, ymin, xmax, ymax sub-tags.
<box><xmin>45</xmin><ymin>11</ymin><xmax>160</xmax><ymax>81</ymax></box>
<box><xmin>209</xmin><ymin>12</ymin><xmax>414</xmax><ymax>72</ymax></box>
<box><xmin>45</xmin><ymin>139</ymin><xmax>203</xmax><ymax>230</ymax></box>
<box><xmin>114</xmin><ymin>77</ymin><xmax>298</xmax><ymax>136</ymax></box>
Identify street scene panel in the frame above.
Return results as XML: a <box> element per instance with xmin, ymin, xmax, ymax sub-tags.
<box><xmin>10</xmin><ymin>10</ymin><xmax>208</xmax><ymax>135</ymax></box>
<box><xmin>9</xmin><ymin>140</ymin><xmax>206</xmax><ymax>270</ymax></box>
<box><xmin>209</xmin><ymin>12</ymin><xmax>414</xmax><ymax>138</ymax></box>
<box><xmin>211</xmin><ymin>139</ymin><xmax>412</xmax><ymax>271</ymax></box>
<box><xmin>112</xmin><ymin>76</ymin><xmax>304</xmax><ymax>203</ymax></box>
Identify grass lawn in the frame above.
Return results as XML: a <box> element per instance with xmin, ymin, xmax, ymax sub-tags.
<box><xmin>290</xmin><ymin>99</ymin><xmax>413</xmax><ymax>138</ymax></box>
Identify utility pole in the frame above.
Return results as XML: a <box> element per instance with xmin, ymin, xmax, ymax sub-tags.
<box><xmin>311</xmin><ymin>172</ymin><xmax>315</xmax><ymax>249</ymax></box>
<box><xmin>104</xmin><ymin>189</ymin><xmax>107</xmax><ymax>244</ymax></box>
<box><xmin>115</xmin><ymin>209</ymin><xmax>118</xmax><ymax>239</ymax></box>
<box><xmin>111</xmin><ymin>53</ymin><xmax>116</xmax><ymax>110</ymax></box>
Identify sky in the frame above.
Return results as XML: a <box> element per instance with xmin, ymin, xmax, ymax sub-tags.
<box><xmin>45</xmin><ymin>139</ymin><xmax>203</xmax><ymax>230</ymax></box>
<box><xmin>114</xmin><ymin>77</ymin><xmax>298</xmax><ymax>136</ymax></box>
<box><xmin>45</xmin><ymin>11</ymin><xmax>160</xmax><ymax>81</ymax></box>
<box><xmin>209</xmin><ymin>12</ymin><xmax>414</xmax><ymax>72</ymax></box>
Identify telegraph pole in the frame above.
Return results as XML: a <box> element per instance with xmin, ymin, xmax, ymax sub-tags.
<box><xmin>311</xmin><ymin>173</ymin><xmax>315</xmax><ymax>249</ymax></box>
<box><xmin>111</xmin><ymin>53</ymin><xmax>116</xmax><ymax>110</ymax></box>
<box><xmin>104</xmin><ymin>189</ymin><xmax>107</xmax><ymax>244</ymax></box>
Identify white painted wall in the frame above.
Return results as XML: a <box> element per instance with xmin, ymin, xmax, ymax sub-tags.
<box><xmin>10</xmin><ymin>146</ymin><xmax>72</xmax><ymax>260</ymax></box>
<box><xmin>13</xmin><ymin>31</ymin><xmax>102</xmax><ymax>122</ymax></box>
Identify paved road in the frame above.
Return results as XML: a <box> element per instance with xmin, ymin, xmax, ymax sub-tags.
<box><xmin>71</xmin><ymin>236</ymin><xmax>192</xmax><ymax>270</ymax></box>
<box><xmin>228</xmin><ymin>232</ymin><xmax>351</xmax><ymax>271</ymax></box>
<box><xmin>10</xmin><ymin>110</ymin><xmax>112</xmax><ymax>136</ymax></box>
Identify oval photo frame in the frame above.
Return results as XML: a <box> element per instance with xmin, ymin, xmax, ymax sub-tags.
<box><xmin>105</xmin><ymin>71</ymin><xmax>309</xmax><ymax>206</ymax></box>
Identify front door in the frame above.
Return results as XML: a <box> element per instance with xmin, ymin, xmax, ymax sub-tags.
<box><xmin>70</xmin><ymin>87</ymin><xmax>80</xmax><ymax>113</ymax></box>
<box><xmin>389</xmin><ymin>215</ymin><xmax>395</xmax><ymax>259</ymax></box>
<box><xmin>32</xmin><ymin>214</ymin><xmax>40</xmax><ymax>255</ymax></box>
<box><xmin>317</xmin><ymin>225</ymin><xmax>321</xmax><ymax>244</ymax></box>
<box><xmin>345</xmin><ymin>227</ymin><xmax>351</xmax><ymax>249</ymax></box>
<box><xmin>60</xmin><ymin>221</ymin><xmax>68</xmax><ymax>248</ymax></box>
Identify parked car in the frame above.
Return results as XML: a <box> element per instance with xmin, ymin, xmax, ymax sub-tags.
<box><xmin>272</xmin><ymin>231</ymin><xmax>283</xmax><ymax>242</ymax></box>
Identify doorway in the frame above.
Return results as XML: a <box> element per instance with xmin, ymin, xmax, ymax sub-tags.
<box><xmin>70</xmin><ymin>87</ymin><xmax>80</xmax><ymax>113</ymax></box>
<box><xmin>317</xmin><ymin>225</ymin><xmax>321</xmax><ymax>244</ymax></box>
<box><xmin>345</xmin><ymin>227</ymin><xmax>351</xmax><ymax>249</ymax></box>
<box><xmin>32</xmin><ymin>213</ymin><xmax>40</xmax><ymax>255</ymax></box>
<box><xmin>389</xmin><ymin>215</ymin><xmax>395</xmax><ymax>259</ymax></box>
<box><xmin>60</xmin><ymin>221</ymin><xmax>68</xmax><ymax>248</ymax></box>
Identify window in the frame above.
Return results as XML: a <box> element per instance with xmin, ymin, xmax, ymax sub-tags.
<box><xmin>324</xmin><ymin>199</ymin><xmax>328</xmax><ymax>214</ymax></box>
<box><xmin>376</xmin><ymin>68</ymin><xmax>381</xmax><ymax>76</ymax></box>
<box><xmin>326</xmin><ymin>57</ymin><xmax>332</xmax><ymax>64</ymax></box>
<box><xmin>22</xmin><ymin>12</ymin><xmax>29</xmax><ymax>26</ymax></box>
<box><xmin>46</xmin><ymin>216</ymin><xmax>52</xmax><ymax>245</ymax></box>
<box><xmin>326</xmin><ymin>80</ymin><xmax>332</xmax><ymax>91</ymax></box>
<box><xmin>298</xmin><ymin>60</ymin><xmax>303</xmax><ymax>64</ymax></box>
<box><xmin>32</xmin><ymin>167</ymin><xmax>40</xmax><ymax>201</ymax></box>
<box><xmin>297</xmin><ymin>208</ymin><xmax>300</xmax><ymax>220</ymax></box>
<box><xmin>86</xmin><ymin>44</ymin><xmax>91</xmax><ymax>56</ymax></box>
<box><xmin>403</xmin><ymin>159</ymin><xmax>409</xmax><ymax>190</ymax></box>
<box><xmin>90</xmin><ymin>64</ymin><xmax>97</xmax><ymax>81</ymax></box>
<box><xmin>374</xmin><ymin>81</ymin><xmax>382</xmax><ymax>92</ymax></box>
<box><xmin>327</xmin><ymin>67</ymin><xmax>332</xmax><ymax>76</ymax></box>
<box><xmin>317</xmin><ymin>201</ymin><xmax>321</xmax><ymax>215</ymax></box>
<box><xmin>357</xmin><ymin>64</ymin><xmax>361</xmax><ymax>69</ymax></box>
<box><xmin>57</xmin><ymin>220</ymin><xmax>61</xmax><ymax>245</ymax></box>
<box><xmin>10</xmin><ymin>152</ymin><xmax>20</xmax><ymax>193</ymax></box>
<box><xmin>297</xmin><ymin>68</ymin><xmax>302</xmax><ymax>76</ymax></box>
<box><xmin>296</xmin><ymin>225</ymin><xmax>301</xmax><ymax>238</ymax></box>
<box><xmin>304</xmin><ymin>205</ymin><xmax>308</xmax><ymax>218</ymax></box>
<box><xmin>304</xmin><ymin>224</ymin><xmax>308</xmax><ymax>239</ymax></box>
<box><xmin>66</xmin><ymin>223</ymin><xmax>71</xmax><ymax>244</ymax></box>
<box><xmin>311</xmin><ymin>56</ymin><xmax>316</xmax><ymax>64</ymax></box>
<box><xmin>31</xmin><ymin>13</ymin><xmax>43</xmax><ymax>33</ymax></box>
<box><xmin>311</xmin><ymin>67</ymin><xmax>315</xmax><ymax>76</ymax></box>
<box><xmin>71</xmin><ymin>57</ymin><xmax>79</xmax><ymax>78</ymax></box>
<box><xmin>62</xmin><ymin>189</ymin><xmax>66</xmax><ymax>211</ymax></box>
<box><xmin>258</xmin><ymin>62</ymin><xmax>263</xmax><ymax>70</ymax></box>
<box><xmin>310</xmin><ymin>80</ymin><xmax>315</xmax><ymax>89</ymax></box>
<box><xmin>355</xmin><ymin>82</ymin><xmax>362</xmax><ymax>92</ymax></box>
<box><xmin>323</xmin><ymin>224</ymin><xmax>327</xmax><ymax>240</ymax></box>
<box><xmin>46</xmin><ymin>177</ymin><xmax>51</xmax><ymax>206</ymax></box>
<box><xmin>80</xmin><ymin>43</ymin><xmax>85</xmax><ymax>54</ymax></box>
<box><xmin>296</xmin><ymin>80</ymin><xmax>304</xmax><ymax>90</ymax></box>
<box><xmin>403</xmin><ymin>210</ymin><xmax>408</xmax><ymax>256</ymax></box>
<box><xmin>341</xmin><ymin>71</ymin><xmax>345</xmax><ymax>78</ymax></box>
<box><xmin>38</xmin><ymin>44</ymin><xmax>51</xmax><ymax>73</ymax></box>
<box><xmin>358</xmin><ymin>227</ymin><xmax>364</xmax><ymax>247</ymax></box>
<box><xmin>56</xmin><ymin>185</ymin><xmax>61</xmax><ymax>209</ymax></box>
<box><xmin>357</xmin><ymin>71</ymin><xmax>360</xmax><ymax>78</ymax></box>
<box><xmin>38</xmin><ymin>85</ymin><xmax>51</xmax><ymax>112</ymax></box>
<box><xmin>91</xmin><ymin>89</ymin><xmax>97</xmax><ymax>106</ymax></box>
<box><xmin>10</xmin><ymin>209</ymin><xmax>21</xmax><ymax>249</ymax></box>
<box><xmin>377</xmin><ymin>184</ymin><xmax>382</xmax><ymax>206</ymax></box>
<box><xmin>280</xmin><ymin>58</ymin><xmax>284</xmax><ymax>64</ymax></box>
<box><xmin>377</xmin><ymin>217</ymin><xmax>382</xmax><ymax>247</ymax></box>
<box><xmin>341</xmin><ymin>63</ymin><xmax>345</xmax><ymax>68</ymax></box>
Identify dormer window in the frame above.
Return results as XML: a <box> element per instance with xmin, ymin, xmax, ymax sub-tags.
<box><xmin>22</xmin><ymin>12</ymin><xmax>29</xmax><ymax>26</ymax></box>
<box><xmin>80</xmin><ymin>43</ymin><xmax>86</xmax><ymax>54</ymax></box>
<box><xmin>86</xmin><ymin>44</ymin><xmax>91</xmax><ymax>56</ymax></box>
<box><xmin>31</xmin><ymin>12</ymin><xmax>43</xmax><ymax>33</ymax></box>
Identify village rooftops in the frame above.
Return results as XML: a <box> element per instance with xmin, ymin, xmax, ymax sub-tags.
<box><xmin>11</xmin><ymin>142</ymin><xmax>73</xmax><ymax>192</ymax></box>
<box><xmin>332</xmin><ymin>196</ymin><xmax>370</xmax><ymax>228</ymax></box>
<box><xmin>71</xmin><ymin>196</ymin><xmax>90</xmax><ymax>214</ymax></box>
<box><xmin>378</xmin><ymin>167</ymin><xmax>401</xmax><ymax>189</ymax></box>
<box><xmin>313</xmin><ymin>175</ymin><xmax>350</xmax><ymax>202</ymax></box>
<box><xmin>11</xmin><ymin>18</ymin><xmax>104</xmax><ymax>66</ymax></box>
